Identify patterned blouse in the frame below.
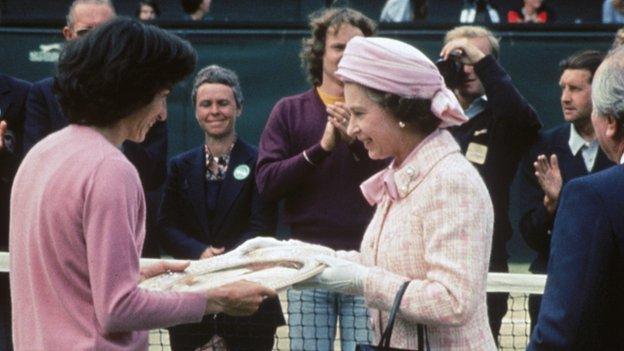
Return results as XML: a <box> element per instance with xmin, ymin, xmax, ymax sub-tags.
<box><xmin>204</xmin><ymin>140</ymin><xmax>235</xmax><ymax>181</ymax></box>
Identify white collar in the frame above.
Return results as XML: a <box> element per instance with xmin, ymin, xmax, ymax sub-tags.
<box><xmin>568</xmin><ymin>124</ymin><xmax>596</xmax><ymax>155</ymax></box>
<box><xmin>620</xmin><ymin>153</ymin><xmax>624</xmax><ymax>165</ymax></box>
<box><xmin>464</xmin><ymin>95</ymin><xmax>488</xmax><ymax>119</ymax></box>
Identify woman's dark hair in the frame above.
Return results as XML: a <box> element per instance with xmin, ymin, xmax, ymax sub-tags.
<box><xmin>300</xmin><ymin>8</ymin><xmax>376</xmax><ymax>86</ymax></box>
<box><xmin>135</xmin><ymin>0</ymin><xmax>160</xmax><ymax>18</ymax></box>
<box><xmin>55</xmin><ymin>17</ymin><xmax>197</xmax><ymax>127</ymax></box>
<box><xmin>364</xmin><ymin>86</ymin><xmax>441</xmax><ymax>135</ymax></box>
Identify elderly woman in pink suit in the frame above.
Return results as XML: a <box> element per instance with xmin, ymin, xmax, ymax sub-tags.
<box><xmin>238</xmin><ymin>36</ymin><xmax>496</xmax><ymax>350</ymax></box>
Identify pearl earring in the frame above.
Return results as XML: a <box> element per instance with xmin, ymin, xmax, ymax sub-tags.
<box><xmin>398</xmin><ymin>121</ymin><xmax>406</xmax><ymax>128</ymax></box>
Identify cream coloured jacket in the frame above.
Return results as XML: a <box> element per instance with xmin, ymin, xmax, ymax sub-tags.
<box><xmin>340</xmin><ymin>129</ymin><xmax>496</xmax><ymax>350</ymax></box>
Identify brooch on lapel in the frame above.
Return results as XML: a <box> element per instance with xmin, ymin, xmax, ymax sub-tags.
<box><xmin>233</xmin><ymin>164</ymin><xmax>250</xmax><ymax>180</ymax></box>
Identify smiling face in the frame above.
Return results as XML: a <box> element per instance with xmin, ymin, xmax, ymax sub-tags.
<box><xmin>123</xmin><ymin>89</ymin><xmax>169</xmax><ymax>143</ymax></box>
<box><xmin>345</xmin><ymin>83</ymin><xmax>405</xmax><ymax>161</ymax></box>
<box><xmin>195</xmin><ymin>83</ymin><xmax>240</xmax><ymax>139</ymax></box>
<box><xmin>560</xmin><ymin>69</ymin><xmax>593</xmax><ymax>123</ymax></box>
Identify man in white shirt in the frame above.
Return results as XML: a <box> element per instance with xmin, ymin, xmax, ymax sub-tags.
<box><xmin>516</xmin><ymin>50</ymin><xmax>614</xmax><ymax>331</ymax></box>
<box><xmin>528</xmin><ymin>45</ymin><xmax>624</xmax><ymax>351</ymax></box>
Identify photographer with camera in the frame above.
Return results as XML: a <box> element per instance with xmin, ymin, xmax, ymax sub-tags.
<box><xmin>439</xmin><ymin>25</ymin><xmax>542</xmax><ymax>344</ymax></box>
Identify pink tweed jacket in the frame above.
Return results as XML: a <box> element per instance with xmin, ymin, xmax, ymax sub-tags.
<box><xmin>340</xmin><ymin>129</ymin><xmax>496</xmax><ymax>350</ymax></box>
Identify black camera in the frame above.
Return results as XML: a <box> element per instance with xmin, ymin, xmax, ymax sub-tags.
<box><xmin>435</xmin><ymin>53</ymin><xmax>465</xmax><ymax>89</ymax></box>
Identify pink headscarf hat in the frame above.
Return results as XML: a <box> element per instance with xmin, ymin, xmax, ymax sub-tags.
<box><xmin>335</xmin><ymin>36</ymin><xmax>467</xmax><ymax>128</ymax></box>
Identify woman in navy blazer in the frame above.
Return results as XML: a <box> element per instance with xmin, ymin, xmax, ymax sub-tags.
<box><xmin>158</xmin><ymin>65</ymin><xmax>284</xmax><ymax>351</ymax></box>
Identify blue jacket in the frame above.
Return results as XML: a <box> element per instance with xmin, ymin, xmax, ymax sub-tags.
<box><xmin>448</xmin><ymin>55</ymin><xmax>542</xmax><ymax>270</ymax></box>
<box><xmin>528</xmin><ymin>165</ymin><xmax>624</xmax><ymax>350</ymax></box>
<box><xmin>0</xmin><ymin>74</ymin><xmax>31</xmax><ymax>250</ymax></box>
<box><xmin>159</xmin><ymin>138</ymin><xmax>277</xmax><ymax>258</ymax></box>
<box><xmin>516</xmin><ymin>123</ymin><xmax>614</xmax><ymax>273</ymax></box>
<box><xmin>158</xmin><ymin>138</ymin><xmax>284</xmax><ymax>344</ymax></box>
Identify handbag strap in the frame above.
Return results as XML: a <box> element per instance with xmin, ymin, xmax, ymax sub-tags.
<box><xmin>378</xmin><ymin>281</ymin><xmax>410</xmax><ymax>348</ymax></box>
<box><xmin>418</xmin><ymin>324</ymin><xmax>430</xmax><ymax>350</ymax></box>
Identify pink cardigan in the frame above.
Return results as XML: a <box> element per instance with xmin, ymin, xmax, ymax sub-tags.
<box><xmin>340</xmin><ymin>130</ymin><xmax>496</xmax><ymax>350</ymax></box>
<box><xmin>10</xmin><ymin>125</ymin><xmax>206</xmax><ymax>350</ymax></box>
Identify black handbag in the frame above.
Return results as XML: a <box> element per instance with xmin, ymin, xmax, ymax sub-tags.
<box><xmin>356</xmin><ymin>281</ymin><xmax>429</xmax><ymax>351</ymax></box>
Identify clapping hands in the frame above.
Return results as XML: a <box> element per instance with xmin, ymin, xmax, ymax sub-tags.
<box><xmin>534</xmin><ymin>154</ymin><xmax>562</xmax><ymax>214</ymax></box>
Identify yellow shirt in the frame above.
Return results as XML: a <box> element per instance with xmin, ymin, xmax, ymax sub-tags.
<box><xmin>316</xmin><ymin>87</ymin><xmax>344</xmax><ymax>107</ymax></box>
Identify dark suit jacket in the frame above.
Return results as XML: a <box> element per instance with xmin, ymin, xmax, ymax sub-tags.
<box><xmin>23</xmin><ymin>77</ymin><xmax>167</xmax><ymax>191</ymax></box>
<box><xmin>158</xmin><ymin>138</ymin><xmax>284</xmax><ymax>342</ymax></box>
<box><xmin>516</xmin><ymin>124</ymin><xmax>614</xmax><ymax>273</ymax></box>
<box><xmin>0</xmin><ymin>74</ymin><xmax>31</xmax><ymax>251</ymax></box>
<box><xmin>448</xmin><ymin>55</ymin><xmax>542</xmax><ymax>270</ymax></box>
<box><xmin>528</xmin><ymin>165</ymin><xmax>624</xmax><ymax>350</ymax></box>
<box><xmin>159</xmin><ymin>139</ymin><xmax>278</xmax><ymax>257</ymax></box>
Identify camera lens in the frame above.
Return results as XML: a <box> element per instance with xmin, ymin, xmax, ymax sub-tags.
<box><xmin>436</xmin><ymin>58</ymin><xmax>465</xmax><ymax>89</ymax></box>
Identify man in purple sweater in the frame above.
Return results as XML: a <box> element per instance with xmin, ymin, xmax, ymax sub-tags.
<box><xmin>256</xmin><ymin>8</ymin><xmax>386</xmax><ymax>351</ymax></box>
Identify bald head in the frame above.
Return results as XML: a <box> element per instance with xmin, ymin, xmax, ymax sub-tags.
<box><xmin>591</xmin><ymin>47</ymin><xmax>624</xmax><ymax>162</ymax></box>
<box><xmin>63</xmin><ymin>0</ymin><xmax>115</xmax><ymax>40</ymax></box>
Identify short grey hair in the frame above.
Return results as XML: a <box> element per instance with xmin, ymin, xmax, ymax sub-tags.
<box><xmin>66</xmin><ymin>0</ymin><xmax>115</xmax><ymax>27</ymax></box>
<box><xmin>591</xmin><ymin>47</ymin><xmax>624</xmax><ymax>127</ymax></box>
<box><xmin>191</xmin><ymin>65</ymin><xmax>244</xmax><ymax>108</ymax></box>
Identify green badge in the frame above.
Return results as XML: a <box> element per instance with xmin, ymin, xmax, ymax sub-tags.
<box><xmin>233</xmin><ymin>164</ymin><xmax>250</xmax><ymax>180</ymax></box>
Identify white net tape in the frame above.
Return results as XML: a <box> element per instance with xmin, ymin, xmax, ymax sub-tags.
<box><xmin>0</xmin><ymin>252</ymin><xmax>546</xmax><ymax>350</ymax></box>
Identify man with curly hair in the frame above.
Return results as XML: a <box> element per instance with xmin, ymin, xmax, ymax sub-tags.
<box><xmin>256</xmin><ymin>7</ymin><xmax>385</xmax><ymax>351</ymax></box>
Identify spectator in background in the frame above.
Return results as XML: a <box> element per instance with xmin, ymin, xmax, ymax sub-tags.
<box><xmin>528</xmin><ymin>46</ymin><xmax>624</xmax><ymax>351</ymax></box>
<box><xmin>0</xmin><ymin>73</ymin><xmax>31</xmax><ymax>351</ymax></box>
<box><xmin>240</xmin><ymin>35</ymin><xmax>497</xmax><ymax>350</ymax></box>
<box><xmin>508</xmin><ymin>0</ymin><xmax>556</xmax><ymax>24</ymax></box>
<box><xmin>256</xmin><ymin>7</ymin><xmax>385</xmax><ymax>351</ymax></box>
<box><xmin>10</xmin><ymin>17</ymin><xmax>275</xmax><ymax>351</ymax></box>
<box><xmin>603</xmin><ymin>0</ymin><xmax>624</xmax><ymax>24</ymax></box>
<box><xmin>159</xmin><ymin>65</ymin><xmax>284</xmax><ymax>351</ymax></box>
<box><xmin>440</xmin><ymin>25</ymin><xmax>542</xmax><ymax>344</ymax></box>
<box><xmin>516</xmin><ymin>50</ymin><xmax>612</xmax><ymax>333</ymax></box>
<box><xmin>460</xmin><ymin>0</ymin><xmax>500</xmax><ymax>24</ymax></box>
<box><xmin>181</xmin><ymin>0</ymin><xmax>212</xmax><ymax>21</ymax></box>
<box><xmin>380</xmin><ymin>0</ymin><xmax>427</xmax><ymax>23</ymax></box>
<box><xmin>23</xmin><ymin>0</ymin><xmax>167</xmax><ymax>259</ymax></box>
<box><xmin>136</xmin><ymin>0</ymin><xmax>160</xmax><ymax>21</ymax></box>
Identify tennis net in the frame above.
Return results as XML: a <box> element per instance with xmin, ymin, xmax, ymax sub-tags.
<box><xmin>0</xmin><ymin>253</ymin><xmax>545</xmax><ymax>350</ymax></box>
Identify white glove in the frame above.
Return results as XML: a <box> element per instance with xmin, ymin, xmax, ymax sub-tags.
<box><xmin>295</xmin><ymin>254</ymin><xmax>369</xmax><ymax>295</ymax></box>
<box><xmin>230</xmin><ymin>237</ymin><xmax>289</xmax><ymax>257</ymax></box>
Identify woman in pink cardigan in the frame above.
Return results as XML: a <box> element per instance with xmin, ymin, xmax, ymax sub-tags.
<box><xmin>9</xmin><ymin>18</ymin><xmax>274</xmax><ymax>351</ymax></box>
<box><xmin>239</xmin><ymin>36</ymin><xmax>496</xmax><ymax>350</ymax></box>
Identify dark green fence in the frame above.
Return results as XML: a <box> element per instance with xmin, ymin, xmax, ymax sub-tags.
<box><xmin>0</xmin><ymin>25</ymin><xmax>617</xmax><ymax>261</ymax></box>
